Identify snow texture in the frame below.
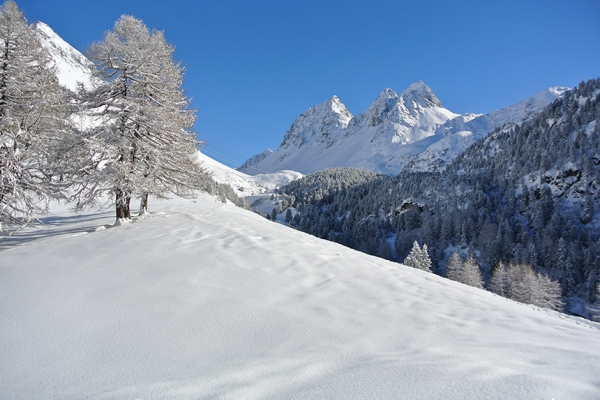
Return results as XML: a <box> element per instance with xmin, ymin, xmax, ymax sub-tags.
<box><xmin>1</xmin><ymin>192</ymin><xmax>599</xmax><ymax>399</ymax></box>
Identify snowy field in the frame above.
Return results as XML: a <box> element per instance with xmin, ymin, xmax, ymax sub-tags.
<box><xmin>1</xmin><ymin>193</ymin><xmax>600</xmax><ymax>399</ymax></box>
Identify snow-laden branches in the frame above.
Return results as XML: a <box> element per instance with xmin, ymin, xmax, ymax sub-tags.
<box><xmin>70</xmin><ymin>15</ymin><xmax>208</xmax><ymax>220</ymax></box>
<box><xmin>0</xmin><ymin>0</ymin><xmax>70</xmax><ymax>232</ymax></box>
<box><xmin>403</xmin><ymin>241</ymin><xmax>432</xmax><ymax>272</ymax></box>
<box><xmin>491</xmin><ymin>262</ymin><xmax>563</xmax><ymax>311</ymax></box>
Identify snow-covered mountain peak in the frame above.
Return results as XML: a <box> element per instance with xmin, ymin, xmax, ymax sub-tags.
<box><xmin>400</xmin><ymin>80</ymin><xmax>443</xmax><ymax>108</ymax></box>
<box><xmin>374</xmin><ymin>87</ymin><xmax>399</xmax><ymax>105</ymax></box>
<box><xmin>280</xmin><ymin>95</ymin><xmax>353</xmax><ymax>149</ymax></box>
<box><xmin>356</xmin><ymin>82</ymin><xmax>444</xmax><ymax>128</ymax></box>
<box><xmin>404</xmin><ymin>85</ymin><xmax>569</xmax><ymax>173</ymax></box>
<box><xmin>357</xmin><ymin>88</ymin><xmax>400</xmax><ymax>127</ymax></box>
<box><xmin>239</xmin><ymin>82</ymin><xmax>458</xmax><ymax>175</ymax></box>
<box><xmin>327</xmin><ymin>95</ymin><xmax>350</xmax><ymax>115</ymax></box>
<box><xmin>236</xmin><ymin>149</ymin><xmax>273</xmax><ymax>174</ymax></box>
<box><xmin>32</xmin><ymin>21</ymin><xmax>95</xmax><ymax>91</ymax></box>
<box><xmin>239</xmin><ymin>82</ymin><xmax>566</xmax><ymax>176</ymax></box>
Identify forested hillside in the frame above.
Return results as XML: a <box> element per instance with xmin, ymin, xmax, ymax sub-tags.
<box><xmin>279</xmin><ymin>78</ymin><xmax>600</xmax><ymax>316</ymax></box>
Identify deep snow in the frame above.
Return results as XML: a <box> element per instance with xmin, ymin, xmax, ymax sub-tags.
<box><xmin>1</xmin><ymin>193</ymin><xmax>600</xmax><ymax>399</ymax></box>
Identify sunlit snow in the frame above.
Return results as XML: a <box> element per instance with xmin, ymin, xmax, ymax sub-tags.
<box><xmin>1</xmin><ymin>191</ymin><xmax>599</xmax><ymax>399</ymax></box>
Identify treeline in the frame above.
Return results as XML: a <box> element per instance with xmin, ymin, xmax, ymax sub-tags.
<box><xmin>277</xmin><ymin>78</ymin><xmax>600</xmax><ymax>317</ymax></box>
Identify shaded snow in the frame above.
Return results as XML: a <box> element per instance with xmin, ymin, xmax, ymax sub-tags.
<box><xmin>1</xmin><ymin>194</ymin><xmax>599</xmax><ymax>399</ymax></box>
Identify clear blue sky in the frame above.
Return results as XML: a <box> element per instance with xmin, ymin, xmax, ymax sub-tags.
<box><xmin>16</xmin><ymin>0</ymin><xmax>600</xmax><ymax>168</ymax></box>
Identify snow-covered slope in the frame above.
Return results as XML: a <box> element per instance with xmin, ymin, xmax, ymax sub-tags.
<box><xmin>240</xmin><ymin>83</ymin><xmax>568</xmax><ymax>176</ymax></box>
<box><xmin>198</xmin><ymin>150</ymin><xmax>302</xmax><ymax>195</ymax></box>
<box><xmin>237</xmin><ymin>149</ymin><xmax>274</xmax><ymax>174</ymax></box>
<box><xmin>1</xmin><ymin>195</ymin><xmax>599</xmax><ymax>399</ymax></box>
<box><xmin>32</xmin><ymin>22</ymin><xmax>95</xmax><ymax>91</ymax></box>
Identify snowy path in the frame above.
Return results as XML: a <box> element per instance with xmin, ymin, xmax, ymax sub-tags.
<box><xmin>1</xmin><ymin>194</ymin><xmax>599</xmax><ymax>399</ymax></box>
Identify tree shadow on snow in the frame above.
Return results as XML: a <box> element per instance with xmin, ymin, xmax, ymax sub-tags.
<box><xmin>0</xmin><ymin>212</ymin><xmax>114</xmax><ymax>252</ymax></box>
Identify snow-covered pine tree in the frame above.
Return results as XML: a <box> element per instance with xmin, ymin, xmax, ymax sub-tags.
<box><xmin>0</xmin><ymin>0</ymin><xmax>68</xmax><ymax>231</ymax></box>
<box><xmin>74</xmin><ymin>15</ymin><xmax>206</xmax><ymax>221</ymax></box>
<box><xmin>463</xmin><ymin>255</ymin><xmax>484</xmax><ymax>288</ymax></box>
<box><xmin>509</xmin><ymin>263</ymin><xmax>563</xmax><ymax>311</ymax></box>
<box><xmin>490</xmin><ymin>260</ymin><xmax>509</xmax><ymax>297</ymax></box>
<box><xmin>532</xmin><ymin>273</ymin><xmax>563</xmax><ymax>311</ymax></box>
<box><xmin>403</xmin><ymin>241</ymin><xmax>422</xmax><ymax>270</ymax></box>
<box><xmin>446</xmin><ymin>252</ymin><xmax>464</xmax><ymax>283</ymax></box>
<box><xmin>506</xmin><ymin>261</ymin><xmax>525</xmax><ymax>300</ymax></box>
<box><xmin>510</xmin><ymin>264</ymin><xmax>536</xmax><ymax>304</ymax></box>
<box><xmin>419</xmin><ymin>243</ymin><xmax>432</xmax><ymax>272</ymax></box>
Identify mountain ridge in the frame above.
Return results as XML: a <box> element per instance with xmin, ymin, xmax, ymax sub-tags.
<box><xmin>239</xmin><ymin>83</ymin><xmax>567</xmax><ymax>175</ymax></box>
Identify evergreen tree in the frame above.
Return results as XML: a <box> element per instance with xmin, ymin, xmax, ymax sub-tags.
<box><xmin>462</xmin><ymin>255</ymin><xmax>484</xmax><ymax>288</ymax></box>
<box><xmin>0</xmin><ymin>0</ymin><xmax>68</xmax><ymax>231</ymax></box>
<box><xmin>533</xmin><ymin>273</ymin><xmax>563</xmax><ymax>311</ymax></box>
<box><xmin>73</xmin><ymin>15</ymin><xmax>206</xmax><ymax>221</ymax></box>
<box><xmin>292</xmin><ymin>212</ymin><xmax>301</xmax><ymax>225</ymax></box>
<box><xmin>419</xmin><ymin>244</ymin><xmax>432</xmax><ymax>272</ymax></box>
<box><xmin>490</xmin><ymin>260</ymin><xmax>509</xmax><ymax>297</ymax></box>
<box><xmin>403</xmin><ymin>241</ymin><xmax>422</xmax><ymax>270</ymax></box>
<box><xmin>446</xmin><ymin>252</ymin><xmax>464</xmax><ymax>283</ymax></box>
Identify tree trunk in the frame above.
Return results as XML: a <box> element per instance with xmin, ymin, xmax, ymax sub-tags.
<box><xmin>116</xmin><ymin>190</ymin><xmax>131</xmax><ymax>220</ymax></box>
<box><xmin>139</xmin><ymin>192</ymin><xmax>148</xmax><ymax>215</ymax></box>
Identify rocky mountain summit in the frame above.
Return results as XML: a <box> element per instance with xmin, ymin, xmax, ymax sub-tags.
<box><xmin>239</xmin><ymin>82</ymin><xmax>567</xmax><ymax>175</ymax></box>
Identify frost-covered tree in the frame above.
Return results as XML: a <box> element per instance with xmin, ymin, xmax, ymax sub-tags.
<box><xmin>403</xmin><ymin>241</ymin><xmax>431</xmax><ymax>272</ymax></box>
<box><xmin>73</xmin><ymin>15</ymin><xmax>206</xmax><ymax>221</ymax></box>
<box><xmin>510</xmin><ymin>264</ymin><xmax>563</xmax><ymax>311</ymax></box>
<box><xmin>532</xmin><ymin>273</ymin><xmax>563</xmax><ymax>311</ymax></box>
<box><xmin>446</xmin><ymin>252</ymin><xmax>464</xmax><ymax>283</ymax></box>
<box><xmin>420</xmin><ymin>244</ymin><xmax>432</xmax><ymax>272</ymax></box>
<box><xmin>403</xmin><ymin>241</ymin><xmax>421</xmax><ymax>269</ymax></box>
<box><xmin>490</xmin><ymin>260</ymin><xmax>510</xmax><ymax>297</ymax></box>
<box><xmin>463</xmin><ymin>255</ymin><xmax>484</xmax><ymax>288</ymax></box>
<box><xmin>446</xmin><ymin>252</ymin><xmax>483</xmax><ymax>288</ymax></box>
<box><xmin>0</xmin><ymin>1</ymin><xmax>68</xmax><ymax>231</ymax></box>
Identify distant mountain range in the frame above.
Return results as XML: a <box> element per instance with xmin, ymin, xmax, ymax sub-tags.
<box><xmin>33</xmin><ymin>20</ymin><xmax>570</xmax><ymax>179</ymax></box>
<box><xmin>238</xmin><ymin>82</ymin><xmax>568</xmax><ymax>175</ymax></box>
